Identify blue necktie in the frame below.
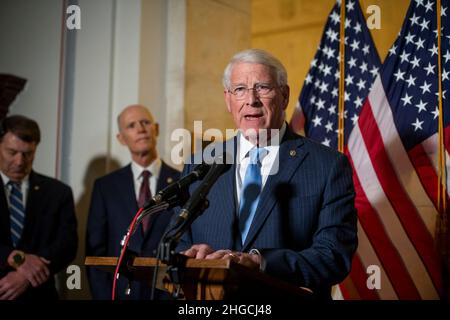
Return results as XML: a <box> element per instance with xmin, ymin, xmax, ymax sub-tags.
<box><xmin>8</xmin><ymin>181</ymin><xmax>25</xmax><ymax>247</ymax></box>
<box><xmin>238</xmin><ymin>147</ymin><xmax>266</xmax><ymax>244</ymax></box>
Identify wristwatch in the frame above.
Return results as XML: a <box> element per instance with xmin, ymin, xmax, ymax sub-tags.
<box><xmin>10</xmin><ymin>250</ymin><xmax>26</xmax><ymax>269</ymax></box>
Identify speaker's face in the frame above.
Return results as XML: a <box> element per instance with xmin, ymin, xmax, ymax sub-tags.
<box><xmin>224</xmin><ymin>62</ymin><xmax>289</xmax><ymax>139</ymax></box>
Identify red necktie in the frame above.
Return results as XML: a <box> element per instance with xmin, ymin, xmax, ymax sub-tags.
<box><xmin>138</xmin><ymin>170</ymin><xmax>152</xmax><ymax>234</ymax></box>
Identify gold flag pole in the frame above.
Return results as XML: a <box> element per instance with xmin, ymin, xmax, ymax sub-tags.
<box><xmin>436</xmin><ymin>0</ymin><xmax>449</xmax><ymax>298</ymax></box>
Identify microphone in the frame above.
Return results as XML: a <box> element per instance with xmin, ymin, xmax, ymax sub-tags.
<box><xmin>159</xmin><ymin>154</ymin><xmax>231</xmax><ymax>263</ymax></box>
<box><xmin>134</xmin><ymin>163</ymin><xmax>212</xmax><ymax>232</ymax></box>
<box><xmin>142</xmin><ymin>163</ymin><xmax>211</xmax><ymax>210</ymax></box>
<box><xmin>175</xmin><ymin>161</ymin><xmax>228</xmax><ymax>225</ymax></box>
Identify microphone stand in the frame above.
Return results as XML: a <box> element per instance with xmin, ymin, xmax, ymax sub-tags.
<box><xmin>159</xmin><ymin>197</ymin><xmax>210</xmax><ymax>264</ymax></box>
<box><xmin>116</xmin><ymin>184</ymin><xmax>193</xmax><ymax>299</ymax></box>
<box><xmin>114</xmin><ymin>202</ymin><xmax>170</xmax><ymax>299</ymax></box>
<box><xmin>132</xmin><ymin>183</ymin><xmax>191</xmax><ymax>236</ymax></box>
<box><xmin>156</xmin><ymin>162</ymin><xmax>229</xmax><ymax>298</ymax></box>
<box><xmin>117</xmin><ymin>162</ymin><xmax>221</xmax><ymax>299</ymax></box>
<box><xmin>156</xmin><ymin>195</ymin><xmax>211</xmax><ymax>299</ymax></box>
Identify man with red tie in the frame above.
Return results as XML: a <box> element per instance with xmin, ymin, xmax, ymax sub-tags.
<box><xmin>86</xmin><ymin>105</ymin><xmax>180</xmax><ymax>300</ymax></box>
<box><xmin>0</xmin><ymin>115</ymin><xmax>77</xmax><ymax>300</ymax></box>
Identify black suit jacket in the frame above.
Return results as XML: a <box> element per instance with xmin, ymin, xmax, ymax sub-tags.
<box><xmin>86</xmin><ymin>161</ymin><xmax>180</xmax><ymax>300</ymax></box>
<box><xmin>0</xmin><ymin>171</ymin><xmax>78</xmax><ymax>300</ymax></box>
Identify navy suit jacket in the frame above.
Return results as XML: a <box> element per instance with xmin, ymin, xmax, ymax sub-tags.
<box><xmin>86</xmin><ymin>161</ymin><xmax>180</xmax><ymax>300</ymax></box>
<box><xmin>0</xmin><ymin>171</ymin><xmax>78</xmax><ymax>300</ymax></box>
<box><xmin>175</xmin><ymin>129</ymin><xmax>358</xmax><ymax>299</ymax></box>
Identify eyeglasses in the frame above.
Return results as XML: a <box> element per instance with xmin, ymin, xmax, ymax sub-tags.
<box><xmin>227</xmin><ymin>83</ymin><xmax>279</xmax><ymax>99</ymax></box>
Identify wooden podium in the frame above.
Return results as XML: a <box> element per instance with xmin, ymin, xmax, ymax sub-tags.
<box><xmin>85</xmin><ymin>256</ymin><xmax>313</xmax><ymax>300</ymax></box>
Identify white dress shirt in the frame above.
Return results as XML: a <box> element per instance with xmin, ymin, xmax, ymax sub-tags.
<box><xmin>131</xmin><ymin>158</ymin><xmax>162</xmax><ymax>201</ymax></box>
<box><xmin>235</xmin><ymin>122</ymin><xmax>287</xmax><ymax>206</ymax></box>
<box><xmin>1</xmin><ymin>171</ymin><xmax>30</xmax><ymax>208</ymax></box>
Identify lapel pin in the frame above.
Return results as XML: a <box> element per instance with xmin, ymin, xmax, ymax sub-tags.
<box><xmin>289</xmin><ymin>150</ymin><xmax>297</xmax><ymax>157</ymax></box>
<box><xmin>167</xmin><ymin>177</ymin><xmax>173</xmax><ymax>184</ymax></box>
<box><xmin>34</xmin><ymin>186</ymin><xmax>40</xmax><ymax>191</ymax></box>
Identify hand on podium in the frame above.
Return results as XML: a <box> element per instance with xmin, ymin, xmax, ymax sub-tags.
<box><xmin>181</xmin><ymin>244</ymin><xmax>261</xmax><ymax>270</ymax></box>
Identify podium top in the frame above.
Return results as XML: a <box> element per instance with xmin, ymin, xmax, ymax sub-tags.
<box><xmin>85</xmin><ymin>256</ymin><xmax>313</xmax><ymax>300</ymax></box>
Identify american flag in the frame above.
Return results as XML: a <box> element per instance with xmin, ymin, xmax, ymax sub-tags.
<box><xmin>291</xmin><ymin>0</ymin><xmax>449</xmax><ymax>299</ymax></box>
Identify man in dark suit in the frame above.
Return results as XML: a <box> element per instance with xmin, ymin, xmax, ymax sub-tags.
<box><xmin>177</xmin><ymin>49</ymin><xmax>358</xmax><ymax>299</ymax></box>
<box><xmin>0</xmin><ymin>115</ymin><xmax>77</xmax><ymax>300</ymax></box>
<box><xmin>86</xmin><ymin>104</ymin><xmax>180</xmax><ymax>300</ymax></box>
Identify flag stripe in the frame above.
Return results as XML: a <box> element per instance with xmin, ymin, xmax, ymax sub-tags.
<box><xmin>359</xmin><ymin>96</ymin><xmax>442</xmax><ymax>296</ymax></box>
<box><xmin>368</xmin><ymin>77</ymin><xmax>438</xmax><ymax>235</ymax></box>
<box><xmin>331</xmin><ymin>284</ymin><xmax>345</xmax><ymax>300</ymax></box>
<box><xmin>348</xmin><ymin>149</ymin><xmax>419</xmax><ymax>299</ymax></box>
<box><xmin>349</xmin><ymin>123</ymin><xmax>439</xmax><ymax>299</ymax></box>
<box><xmin>356</xmin><ymin>101</ymin><xmax>442</xmax><ymax>296</ymax></box>
<box><xmin>339</xmin><ymin>276</ymin><xmax>361</xmax><ymax>300</ymax></box>
<box><xmin>355</xmin><ymin>223</ymin><xmax>398</xmax><ymax>299</ymax></box>
<box><xmin>409</xmin><ymin>142</ymin><xmax>441</xmax><ymax>208</ymax></box>
<box><xmin>291</xmin><ymin>102</ymin><xmax>306</xmax><ymax>136</ymax></box>
<box><xmin>347</xmin><ymin>250</ymin><xmax>380</xmax><ymax>300</ymax></box>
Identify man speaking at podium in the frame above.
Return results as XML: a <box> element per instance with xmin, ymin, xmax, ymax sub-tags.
<box><xmin>176</xmin><ymin>49</ymin><xmax>358</xmax><ymax>300</ymax></box>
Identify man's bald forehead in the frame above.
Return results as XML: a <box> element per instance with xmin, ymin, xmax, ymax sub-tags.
<box><xmin>117</xmin><ymin>104</ymin><xmax>154</xmax><ymax>130</ymax></box>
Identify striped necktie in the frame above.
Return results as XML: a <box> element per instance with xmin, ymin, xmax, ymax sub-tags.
<box><xmin>8</xmin><ymin>181</ymin><xmax>25</xmax><ymax>247</ymax></box>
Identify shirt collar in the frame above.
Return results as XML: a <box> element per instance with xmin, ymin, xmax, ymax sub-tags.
<box><xmin>238</xmin><ymin>122</ymin><xmax>287</xmax><ymax>162</ymax></box>
<box><xmin>0</xmin><ymin>170</ymin><xmax>30</xmax><ymax>187</ymax></box>
<box><xmin>131</xmin><ymin>158</ymin><xmax>162</xmax><ymax>181</ymax></box>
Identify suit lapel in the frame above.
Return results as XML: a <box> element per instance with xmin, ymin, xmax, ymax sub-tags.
<box><xmin>204</xmin><ymin>138</ymin><xmax>238</xmax><ymax>249</ymax></box>
<box><xmin>119</xmin><ymin>165</ymin><xmax>139</xmax><ymax>213</ymax></box>
<box><xmin>222</xmin><ymin>138</ymin><xmax>238</xmax><ymax>248</ymax></box>
<box><xmin>213</xmin><ymin>159</ymin><xmax>237</xmax><ymax>248</ymax></box>
<box><xmin>156</xmin><ymin>162</ymin><xmax>176</xmax><ymax>191</ymax></box>
<box><xmin>242</xmin><ymin>130</ymin><xmax>308</xmax><ymax>251</ymax></box>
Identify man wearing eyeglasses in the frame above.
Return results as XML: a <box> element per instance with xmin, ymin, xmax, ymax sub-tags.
<box><xmin>176</xmin><ymin>49</ymin><xmax>358</xmax><ymax>300</ymax></box>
